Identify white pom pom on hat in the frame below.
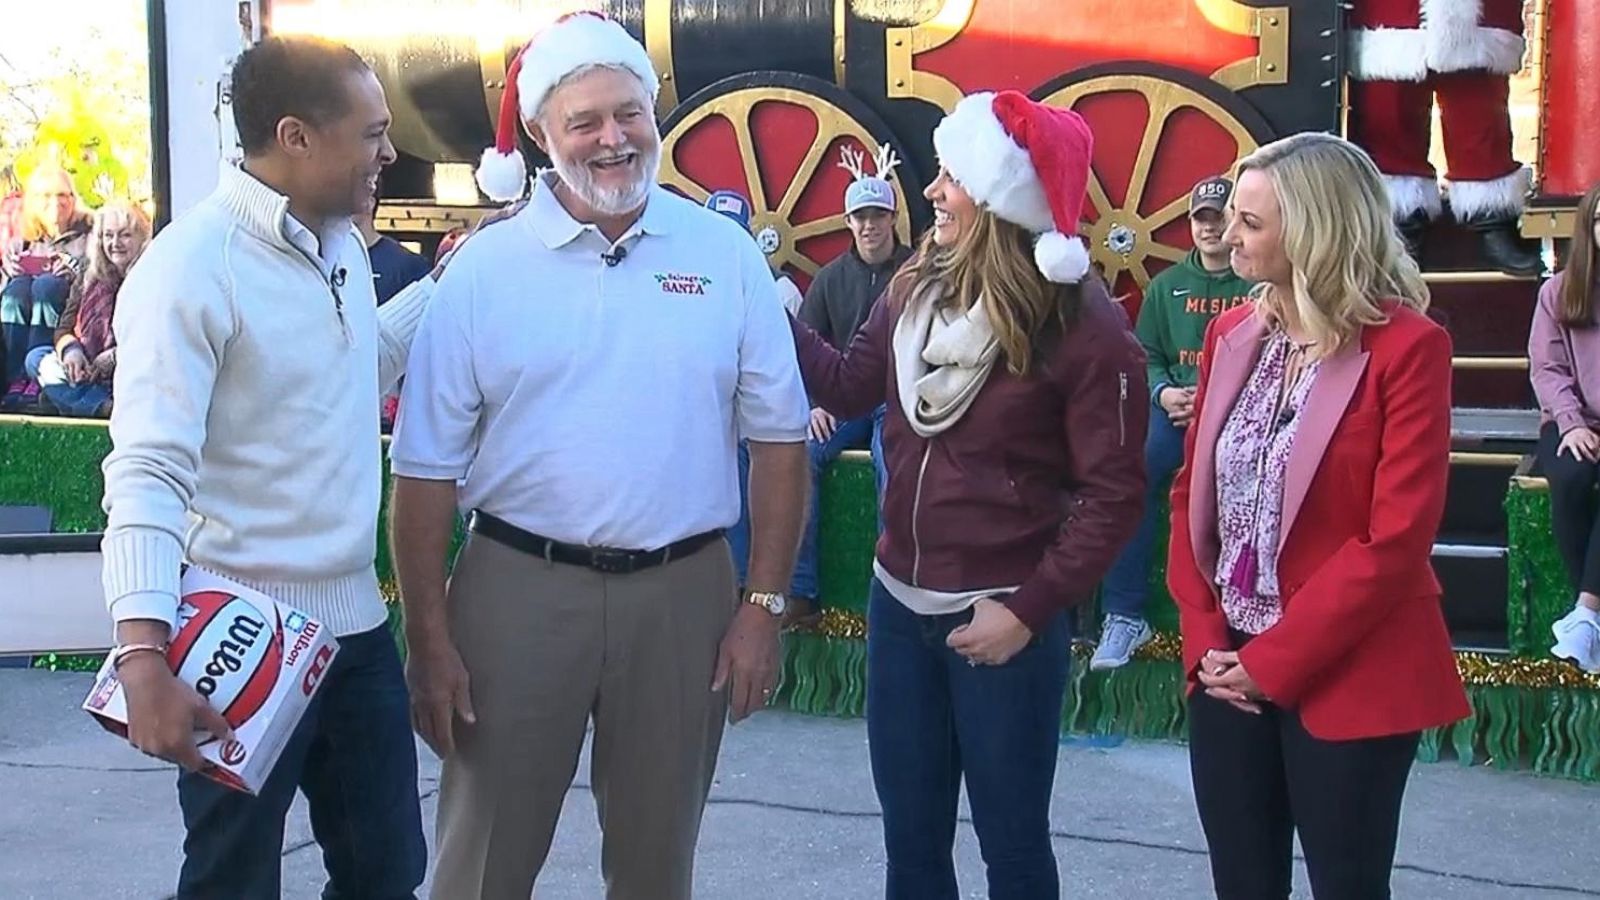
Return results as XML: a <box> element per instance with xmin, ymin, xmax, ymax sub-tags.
<box><xmin>931</xmin><ymin>90</ymin><xmax>1095</xmax><ymax>283</ymax></box>
<box><xmin>474</xmin><ymin>11</ymin><xmax>660</xmax><ymax>202</ymax></box>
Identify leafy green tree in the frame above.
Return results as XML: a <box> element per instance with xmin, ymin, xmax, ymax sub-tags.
<box><xmin>0</xmin><ymin>6</ymin><xmax>152</xmax><ymax>207</ymax></box>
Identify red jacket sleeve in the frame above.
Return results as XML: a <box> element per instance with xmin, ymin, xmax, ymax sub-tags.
<box><xmin>790</xmin><ymin>284</ymin><xmax>894</xmax><ymax>420</ymax></box>
<box><xmin>1238</xmin><ymin>322</ymin><xmax>1453</xmax><ymax>706</ymax></box>
<box><xmin>1005</xmin><ymin>306</ymin><xmax>1149</xmax><ymax>631</ymax></box>
<box><xmin>1168</xmin><ymin>315</ymin><xmax>1233</xmax><ymax>683</ymax></box>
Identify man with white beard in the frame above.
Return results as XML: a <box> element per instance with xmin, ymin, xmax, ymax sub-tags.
<box><xmin>387</xmin><ymin>12</ymin><xmax>811</xmax><ymax>899</ymax></box>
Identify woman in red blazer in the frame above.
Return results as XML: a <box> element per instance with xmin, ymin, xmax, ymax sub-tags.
<box><xmin>1167</xmin><ymin>132</ymin><xmax>1470</xmax><ymax>900</ymax></box>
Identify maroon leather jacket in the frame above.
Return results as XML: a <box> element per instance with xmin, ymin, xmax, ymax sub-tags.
<box><xmin>792</xmin><ymin>274</ymin><xmax>1148</xmax><ymax>631</ymax></box>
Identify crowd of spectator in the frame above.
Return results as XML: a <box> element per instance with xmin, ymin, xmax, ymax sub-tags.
<box><xmin>0</xmin><ymin>167</ymin><xmax>150</xmax><ymax>416</ymax></box>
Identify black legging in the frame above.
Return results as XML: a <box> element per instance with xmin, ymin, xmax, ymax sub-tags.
<box><xmin>1538</xmin><ymin>420</ymin><xmax>1600</xmax><ymax>597</ymax></box>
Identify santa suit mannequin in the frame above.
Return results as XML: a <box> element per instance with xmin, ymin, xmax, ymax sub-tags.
<box><xmin>1347</xmin><ymin>0</ymin><xmax>1540</xmax><ymax>274</ymax></box>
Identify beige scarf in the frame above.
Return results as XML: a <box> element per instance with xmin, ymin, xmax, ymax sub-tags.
<box><xmin>893</xmin><ymin>286</ymin><xmax>1002</xmax><ymax>436</ymax></box>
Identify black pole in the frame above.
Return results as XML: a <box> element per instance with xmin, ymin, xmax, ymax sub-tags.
<box><xmin>147</xmin><ymin>0</ymin><xmax>172</xmax><ymax>230</ymax></box>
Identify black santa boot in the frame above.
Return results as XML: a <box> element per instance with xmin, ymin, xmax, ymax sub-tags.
<box><xmin>1464</xmin><ymin>215</ymin><xmax>1543</xmax><ymax>277</ymax></box>
<box><xmin>1397</xmin><ymin>212</ymin><xmax>1430</xmax><ymax>266</ymax></box>
<box><xmin>1450</xmin><ymin>171</ymin><xmax>1544</xmax><ymax>277</ymax></box>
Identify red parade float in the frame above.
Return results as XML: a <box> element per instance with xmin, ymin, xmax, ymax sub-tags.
<box><xmin>256</xmin><ymin>0</ymin><xmax>1593</xmax><ymax>661</ymax></box>
<box><xmin>0</xmin><ymin>0</ymin><xmax>1592</xmax><ymax>778</ymax></box>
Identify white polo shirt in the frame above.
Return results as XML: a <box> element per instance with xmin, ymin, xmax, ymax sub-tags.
<box><xmin>390</xmin><ymin>173</ymin><xmax>810</xmax><ymax>550</ymax></box>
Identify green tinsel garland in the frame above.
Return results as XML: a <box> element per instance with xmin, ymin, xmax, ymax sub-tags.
<box><xmin>772</xmin><ymin>631</ymin><xmax>1600</xmax><ymax>781</ymax></box>
<box><xmin>7</xmin><ymin>419</ymin><xmax>1597</xmax><ymax>780</ymax></box>
<box><xmin>0</xmin><ymin>417</ymin><xmax>112</xmax><ymax>531</ymax></box>
<box><xmin>1505</xmin><ymin>478</ymin><xmax>1576</xmax><ymax>658</ymax></box>
<box><xmin>815</xmin><ymin>458</ymin><xmax>878</xmax><ymax>616</ymax></box>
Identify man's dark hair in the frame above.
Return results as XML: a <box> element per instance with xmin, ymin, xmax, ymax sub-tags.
<box><xmin>230</xmin><ymin>36</ymin><xmax>371</xmax><ymax>155</ymax></box>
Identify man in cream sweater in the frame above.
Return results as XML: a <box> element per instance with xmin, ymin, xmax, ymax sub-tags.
<box><xmin>101</xmin><ymin>37</ymin><xmax>432</xmax><ymax>898</ymax></box>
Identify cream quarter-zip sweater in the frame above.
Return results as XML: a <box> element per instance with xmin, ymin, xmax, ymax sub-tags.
<box><xmin>100</xmin><ymin>164</ymin><xmax>434</xmax><ymax>636</ymax></box>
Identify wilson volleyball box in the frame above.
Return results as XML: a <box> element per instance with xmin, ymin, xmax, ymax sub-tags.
<box><xmin>82</xmin><ymin>568</ymin><xmax>339</xmax><ymax>794</ymax></box>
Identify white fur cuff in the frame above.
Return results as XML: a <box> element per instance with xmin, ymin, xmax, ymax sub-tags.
<box><xmin>1350</xmin><ymin>29</ymin><xmax>1430</xmax><ymax>82</ymax></box>
<box><xmin>1384</xmin><ymin>175</ymin><xmax>1444</xmax><ymax>221</ymax></box>
<box><xmin>1447</xmin><ymin>167</ymin><xmax>1530</xmax><ymax>221</ymax></box>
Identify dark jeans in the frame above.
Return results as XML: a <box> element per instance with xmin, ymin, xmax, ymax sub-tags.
<box><xmin>871</xmin><ymin>403</ymin><xmax>888</xmax><ymax>499</ymax></box>
<box><xmin>176</xmin><ymin>625</ymin><xmax>426</xmax><ymax>900</ymax></box>
<box><xmin>1</xmin><ymin>273</ymin><xmax>68</xmax><ymax>382</ymax></box>
<box><xmin>1538</xmin><ymin>420</ymin><xmax>1600</xmax><ymax>596</ymax></box>
<box><xmin>1100</xmin><ymin>404</ymin><xmax>1187</xmax><ymax>618</ymax></box>
<box><xmin>866</xmin><ymin>580</ymin><xmax>1071</xmax><ymax>900</ymax></box>
<box><xmin>24</xmin><ymin>346</ymin><xmax>111</xmax><ymax>416</ymax></box>
<box><xmin>1188</xmin><ymin>688</ymin><xmax>1420</xmax><ymax>900</ymax></box>
<box><xmin>729</xmin><ymin>409</ymin><xmax>885</xmax><ymax>599</ymax></box>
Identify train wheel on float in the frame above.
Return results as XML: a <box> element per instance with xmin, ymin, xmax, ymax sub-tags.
<box><xmin>1033</xmin><ymin>65</ymin><xmax>1275</xmax><ymax>307</ymax></box>
<box><xmin>660</xmin><ymin>72</ymin><xmax>918</xmax><ymax>289</ymax></box>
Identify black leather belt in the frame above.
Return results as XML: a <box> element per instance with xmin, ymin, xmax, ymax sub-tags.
<box><xmin>466</xmin><ymin>510</ymin><xmax>723</xmax><ymax>575</ymax></box>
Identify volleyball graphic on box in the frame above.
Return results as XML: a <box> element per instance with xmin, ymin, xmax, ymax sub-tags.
<box><xmin>83</xmin><ymin>569</ymin><xmax>339</xmax><ymax>794</ymax></box>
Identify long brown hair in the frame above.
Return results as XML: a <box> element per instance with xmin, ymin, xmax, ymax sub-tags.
<box><xmin>1559</xmin><ymin>182</ymin><xmax>1600</xmax><ymax>327</ymax></box>
<box><xmin>893</xmin><ymin>209</ymin><xmax>1079</xmax><ymax>376</ymax></box>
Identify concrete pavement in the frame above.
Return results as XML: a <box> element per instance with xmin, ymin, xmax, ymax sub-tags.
<box><xmin>2</xmin><ymin>670</ymin><xmax>1596</xmax><ymax>899</ymax></box>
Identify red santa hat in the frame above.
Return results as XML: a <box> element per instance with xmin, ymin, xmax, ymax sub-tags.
<box><xmin>476</xmin><ymin>11</ymin><xmax>660</xmax><ymax>201</ymax></box>
<box><xmin>931</xmin><ymin>90</ymin><xmax>1094</xmax><ymax>283</ymax></box>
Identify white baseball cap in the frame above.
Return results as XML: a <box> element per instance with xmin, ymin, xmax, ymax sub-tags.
<box><xmin>845</xmin><ymin>177</ymin><xmax>896</xmax><ymax>215</ymax></box>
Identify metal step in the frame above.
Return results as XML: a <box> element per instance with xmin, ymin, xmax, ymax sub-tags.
<box><xmin>1451</xmin><ymin>407</ymin><xmax>1541</xmax><ymax>443</ymax></box>
<box><xmin>1452</xmin><ymin>356</ymin><xmax>1528</xmax><ymax>370</ymax></box>
<box><xmin>1424</xmin><ymin>270</ymin><xmax>1538</xmax><ymax>284</ymax></box>
<box><xmin>1433</xmin><ymin>542</ymin><xmax>1508</xmax><ymax>560</ymax></box>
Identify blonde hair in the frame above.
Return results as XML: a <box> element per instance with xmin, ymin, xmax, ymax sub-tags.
<box><xmin>894</xmin><ymin>209</ymin><xmax>1077</xmax><ymax>375</ymax></box>
<box><xmin>84</xmin><ymin>202</ymin><xmax>153</xmax><ymax>287</ymax></box>
<box><xmin>21</xmin><ymin>167</ymin><xmax>80</xmax><ymax>242</ymax></box>
<box><xmin>1235</xmin><ymin>132</ymin><xmax>1428</xmax><ymax>352</ymax></box>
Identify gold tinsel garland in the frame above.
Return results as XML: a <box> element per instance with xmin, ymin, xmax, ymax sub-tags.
<box><xmin>792</xmin><ymin>608</ymin><xmax>1600</xmax><ymax>691</ymax></box>
<box><xmin>384</xmin><ymin>586</ymin><xmax>1600</xmax><ymax>692</ymax></box>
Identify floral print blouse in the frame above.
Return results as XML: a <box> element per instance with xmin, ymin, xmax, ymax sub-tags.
<box><xmin>1213</xmin><ymin>331</ymin><xmax>1321</xmax><ymax>634</ymax></box>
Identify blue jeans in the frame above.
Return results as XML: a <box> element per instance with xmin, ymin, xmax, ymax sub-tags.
<box><xmin>866</xmin><ymin>580</ymin><xmax>1071</xmax><ymax>900</ymax></box>
<box><xmin>176</xmin><ymin>625</ymin><xmax>426</xmax><ymax>900</ymax></box>
<box><xmin>1099</xmin><ymin>404</ymin><xmax>1187</xmax><ymax>619</ymax></box>
<box><xmin>1</xmin><ymin>274</ymin><xmax>67</xmax><ymax>382</ymax></box>
<box><xmin>25</xmin><ymin>346</ymin><xmax>111</xmax><ymax>416</ymax></box>
<box><xmin>728</xmin><ymin>409</ymin><xmax>884</xmax><ymax>598</ymax></box>
<box><xmin>871</xmin><ymin>404</ymin><xmax>888</xmax><ymax>521</ymax></box>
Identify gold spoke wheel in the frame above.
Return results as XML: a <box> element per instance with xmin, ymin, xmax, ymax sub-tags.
<box><xmin>1039</xmin><ymin>74</ymin><xmax>1260</xmax><ymax>292</ymax></box>
<box><xmin>661</xmin><ymin>85</ymin><xmax>913</xmax><ymax>279</ymax></box>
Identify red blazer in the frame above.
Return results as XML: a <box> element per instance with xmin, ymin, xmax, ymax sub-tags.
<box><xmin>1168</xmin><ymin>302</ymin><xmax>1470</xmax><ymax>740</ymax></box>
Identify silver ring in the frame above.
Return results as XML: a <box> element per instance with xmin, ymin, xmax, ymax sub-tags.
<box><xmin>967</xmin><ymin>658</ymin><xmax>978</xmax><ymax>667</ymax></box>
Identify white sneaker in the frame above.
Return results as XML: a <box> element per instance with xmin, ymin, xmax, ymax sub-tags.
<box><xmin>1550</xmin><ymin>605</ymin><xmax>1600</xmax><ymax>675</ymax></box>
<box><xmin>1091</xmin><ymin>615</ymin><xmax>1153</xmax><ymax>671</ymax></box>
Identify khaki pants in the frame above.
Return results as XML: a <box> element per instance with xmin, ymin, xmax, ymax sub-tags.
<box><xmin>430</xmin><ymin>533</ymin><xmax>738</xmax><ymax>900</ymax></box>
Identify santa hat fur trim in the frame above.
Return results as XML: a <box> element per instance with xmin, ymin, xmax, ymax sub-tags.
<box><xmin>931</xmin><ymin>91</ymin><xmax>1094</xmax><ymax>283</ymax></box>
<box><xmin>932</xmin><ymin>93</ymin><xmax>1055</xmax><ymax>234</ymax></box>
<box><xmin>475</xmin><ymin>12</ymin><xmax>659</xmax><ymax>202</ymax></box>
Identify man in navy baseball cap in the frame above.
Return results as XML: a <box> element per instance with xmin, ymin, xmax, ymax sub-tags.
<box><xmin>704</xmin><ymin>189</ymin><xmax>753</xmax><ymax>231</ymax></box>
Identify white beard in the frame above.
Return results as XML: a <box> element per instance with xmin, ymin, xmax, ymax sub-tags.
<box><xmin>551</xmin><ymin>141</ymin><xmax>661</xmax><ymax>216</ymax></box>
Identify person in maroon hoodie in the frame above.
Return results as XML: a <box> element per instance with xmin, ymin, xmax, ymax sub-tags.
<box><xmin>792</xmin><ymin>91</ymin><xmax>1146</xmax><ymax>900</ymax></box>
<box><xmin>1529</xmin><ymin>180</ymin><xmax>1600</xmax><ymax>674</ymax></box>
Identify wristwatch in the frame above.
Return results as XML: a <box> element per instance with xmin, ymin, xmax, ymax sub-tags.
<box><xmin>745</xmin><ymin>590</ymin><xmax>788</xmax><ymax>617</ymax></box>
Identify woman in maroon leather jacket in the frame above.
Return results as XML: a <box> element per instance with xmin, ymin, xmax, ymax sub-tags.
<box><xmin>791</xmin><ymin>91</ymin><xmax>1146</xmax><ymax>900</ymax></box>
